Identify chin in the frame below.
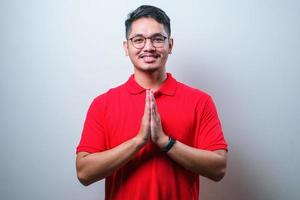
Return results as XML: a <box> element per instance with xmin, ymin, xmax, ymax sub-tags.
<box><xmin>135</xmin><ymin>64</ymin><xmax>161</xmax><ymax>72</ymax></box>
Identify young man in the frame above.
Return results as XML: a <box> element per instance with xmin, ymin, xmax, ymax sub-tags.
<box><xmin>76</xmin><ymin>5</ymin><xmax>228</xmax><ymax>200</ymax></box>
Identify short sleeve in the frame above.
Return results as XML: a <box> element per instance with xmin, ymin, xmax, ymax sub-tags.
<box><xmin>76</xmin><ymin>94</ymin><xmax>107</xmax><ymax>153</ymax></box>
<box><xmin>194</xmin><ymin>96</ymin><xmax>228</xmax><ymax>151</ymax></box>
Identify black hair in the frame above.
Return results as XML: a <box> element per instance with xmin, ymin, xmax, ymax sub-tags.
<box><xmin>125</xmin><ymin>5</ymin><xmax>171</xmax><ymax>39</ymax></box>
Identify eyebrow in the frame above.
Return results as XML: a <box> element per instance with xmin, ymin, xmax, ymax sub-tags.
<box><xmin>130</xmin><ymin>33</ymin><xmax>166</xmax><ymax>38</ymax></box>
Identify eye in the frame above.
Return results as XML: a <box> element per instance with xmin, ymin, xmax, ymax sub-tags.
<box><xmin>132</xmin><ymin>37</ymin><xmax>144</xmax><ymax>43</ymax></box>
<box><xmin>153</xmin><ymin>37</ymin><xmax>165</xmax><ymax>43</ymax></box>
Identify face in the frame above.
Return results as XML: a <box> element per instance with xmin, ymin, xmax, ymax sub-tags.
<box><xmin>123</xmin><ymin>17</ymin><xmax>173</xmax><ymax>73</ymax></box>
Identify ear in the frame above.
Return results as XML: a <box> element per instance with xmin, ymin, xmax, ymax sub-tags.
<box><xmin>123</xmin><ymin>41</ymin><xmax>129</xmax><ymax>56</ymax></box>
<box><xmin>168</xmin><ymin>38</ymin><xmax>174</xmax><ymax>54</ymax></box>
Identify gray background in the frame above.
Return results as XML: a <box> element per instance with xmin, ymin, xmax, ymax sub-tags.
<box><xmin>1</xmin><ymin>0</ymin><xmax>299</xmax><ymax>199</ymax></box>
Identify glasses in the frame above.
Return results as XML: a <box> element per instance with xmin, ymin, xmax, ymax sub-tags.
<box><xmin>128</xmin><ymin>34</ymin><xmax>168</xmax><ymax>49</ymax></box>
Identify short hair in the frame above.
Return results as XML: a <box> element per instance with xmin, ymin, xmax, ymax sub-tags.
<box><xmin>125</xmin><ymin>5</ymin><xmax>171</xmax><ymax>39</ymax></box>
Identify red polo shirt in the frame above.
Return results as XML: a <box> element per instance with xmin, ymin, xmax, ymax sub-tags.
<box><xmin>77</xmin><ymin>73</ymin><xmax>228</xmax><ymax>200</ymax></box>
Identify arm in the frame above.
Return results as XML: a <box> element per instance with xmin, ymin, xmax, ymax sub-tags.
<box><xmin>158</xmin><ymin>135</ymin><xmax>227</xmax><ymax>181</ymax></box>
<box><xmin>149</xmin><ymin>91</ymin><xmax>227</xmax><ymax>181</ymax></box>
<box><xmin>76</xmin><ymin>136</ymin><xmax>146</xmax><ymax>186</ymax></box>
<box><xmin>76</xmin><ymin>90</ymin><xmax>151</xmax><ymax>186</ymax></box>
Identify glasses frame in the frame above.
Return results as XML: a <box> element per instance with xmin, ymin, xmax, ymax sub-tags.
<box><xmin>128</xmin><ymin>34</ymin><xmax>168</xmax><ymax>49</ymax></box>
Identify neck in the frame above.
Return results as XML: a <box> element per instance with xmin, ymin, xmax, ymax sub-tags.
<box><xmin>133</xmin><ymin>68</ymin><xmax>167</xmax><ymax>91</ymax></box>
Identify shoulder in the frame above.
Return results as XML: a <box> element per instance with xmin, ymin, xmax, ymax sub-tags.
<box><xmin>92</xmin><ymin>81</ymin><xmax>126</xmax><ymax>104</ymax></box>
<box><xmin>175</xmin><ymin>81</ymin><xmax>220</xmax><ymax>118</ymax></box>
<box><xmin>87</xmin><ymin>86</ymin><xmax>122</xmax><ymax>115</ymax></box>
<box><xmin>174</xmin><ymin>80</ymin><xmax>218</xmax><ymax>114</ymax></box>
<box><xmin>176</xmin><ymin>80</ymin><xmax>211</xmax><ymax>101</ymax></box>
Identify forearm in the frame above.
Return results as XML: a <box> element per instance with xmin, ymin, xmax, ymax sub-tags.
<box><xmin>161</xmin><ymin>137</ymin><xmax>227</xmax><ymax>181</ymax></box>
<box><xmin>76</xmin><ymin>136</ymin><xmax>145</xmax><ymax>186</ymax></box>
<box><xmin>150</xmin><ymin>90</ymin><xmax>227</xmax><ymax>181</ymax></box>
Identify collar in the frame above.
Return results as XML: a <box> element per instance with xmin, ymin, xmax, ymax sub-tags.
<box><xmin>125</xmin><ymin>72</ymin><xmax>177</xmax><ymax>96</ymax></box>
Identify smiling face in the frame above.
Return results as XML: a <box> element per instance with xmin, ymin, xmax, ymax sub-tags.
<box><xmin>123</xmin><ymin>17</ymin><xmax>173</xmax><ymax>73</ymax></box>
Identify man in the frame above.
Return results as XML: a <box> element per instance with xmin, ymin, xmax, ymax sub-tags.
<box><xmin>76</xmin><ymin>5</ymin><xmax>228</xmax><ymax>200</ymax></box>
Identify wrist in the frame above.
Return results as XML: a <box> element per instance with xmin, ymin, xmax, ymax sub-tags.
<box><xmin>157</xmin><ymin>134</ymin><xmax>169</xmax><ymax>149</ymax></box>
<box><xmin>133</xmin><ymin>135</ymin><xmax>148</xmax><ymax>149</ymax></box>
<box><xmin>161</xmin><ymin>136</ymin><xmax>176</xmax><ymax>153</ymax></box>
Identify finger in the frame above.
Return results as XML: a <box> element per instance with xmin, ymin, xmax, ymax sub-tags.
<box><xmin>145</xmin><ymin>90</ymin><xmax>151</xmax><ymax>119</ymax></box>
<box><xmin>150</xmin><ymin>91</ymin><xmax>154</xmax><ymax>115</ymax></box>
<box><xmin>150</xmin><ymin>91</ymin><xmax>157</xmax><ymax>115</ymax></box>
<box><xmin>144</xmin><ymin>90</ymin><xmax>148</xmax><ymax>113</ymax></box>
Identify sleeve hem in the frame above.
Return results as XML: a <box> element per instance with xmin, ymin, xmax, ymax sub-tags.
<box><xmin>76</xmin><ymin>146</ymin><xmax>101</xmax><ymax>154</ymax></box>
<box><xmin>204</xmin><ymin>144</ymin><xmax>228</xmax><ymax>152</ymax></box>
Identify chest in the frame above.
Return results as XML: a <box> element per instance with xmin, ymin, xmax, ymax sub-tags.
<box><xmin>105</xmin><ymin>94</ymin><xmax>196</xmax><ymax>148</ymax></box>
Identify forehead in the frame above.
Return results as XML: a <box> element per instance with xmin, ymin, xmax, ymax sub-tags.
<box><xmin>129</xmin><ymin>17</ymin><xmax>167</xmax><ymax>37</ymax></box>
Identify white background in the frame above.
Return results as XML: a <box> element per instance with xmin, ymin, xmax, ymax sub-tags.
<box><xmin>1</xmin><ymin>0</ymin><xmax>299</xmax><ymax>199</ymax></box>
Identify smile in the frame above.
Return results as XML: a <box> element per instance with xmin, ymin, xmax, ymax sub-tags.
<box><xmin>139</xmin><ymin>54</ymin><xmax>160</xmax><ymax>58</ymax></box>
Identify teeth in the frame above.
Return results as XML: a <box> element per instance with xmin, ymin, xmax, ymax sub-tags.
<box><xmin>141</xmin><ymin>55</ymin><xmax>156</xmax><ymax>58</ymax></box>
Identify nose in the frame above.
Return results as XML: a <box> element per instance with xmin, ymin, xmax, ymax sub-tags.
<box><xmin>143</xmin><ymin>38</ymin><xmax>155</xmax><ymax>51</ymax></box>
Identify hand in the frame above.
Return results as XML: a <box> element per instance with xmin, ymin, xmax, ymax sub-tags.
<box><xmin>136</xmin><ymin>90</ymin><xmax>151</xmax><ymax>145</ymax></box>
<box><xmin>149</xmin><ymin>91</ymin><xmax>168</xmax><ymax>148</ymax></box>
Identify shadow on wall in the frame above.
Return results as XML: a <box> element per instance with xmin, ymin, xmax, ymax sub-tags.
<box><xmin>177</xmin><ymin>63</ymin><xmax>283</xmax><ymax>200</ymax></box>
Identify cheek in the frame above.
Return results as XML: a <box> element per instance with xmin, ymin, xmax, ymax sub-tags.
<box><xmin>128</xmin><ymin>48</ymin><xmax>141</xmax><ymax>57</ymax></box>
<box><xmin>128</xmin><ymin>51</ymin><xmax>141</xmax><ymax>63</ymax></box>
<box><xmin>159</xmin><ymin>50</ymin><xmax>170</xmax><ymax>58</ymax></box>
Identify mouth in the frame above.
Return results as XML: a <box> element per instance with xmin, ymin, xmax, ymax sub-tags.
<box><xmin>139</xmin><ymin>54</ymin><xmax>160</xmax><ymax>63</ymax></box>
